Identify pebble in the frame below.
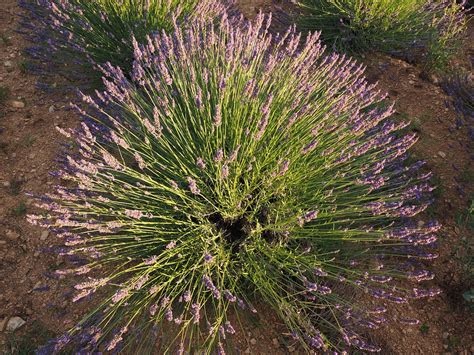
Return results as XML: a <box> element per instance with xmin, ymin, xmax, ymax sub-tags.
<box><xmin>250</xmin><ymin>338</ymin><xmax>257</xmax><ymax>345</ymax></box>
<box><xmin>6</xmin><ymin>230</ymin><xmax>19</xmax><ymax>240</ymax></box>
<box><xmin>244</xmin><ymin>348</ymin><xmax>250</xmax><ymax>354</ymax></box>
<box><xmin>429</xmin><ymin>74</ymin><xmax>440</xmax><ymax>84</ymax></box>
<box><xmin>2</xmin><ymin>181</ymin><xmax>10</xmax><ymax>187</ymax></box>
<box><xmin>438</xmin><ymin>151</ymin><xmax>446</xmax><ymax>159</ymax></box>
<box><xmin>40</xmin><ymin>230</ymin><xmax>49</xmax><ymax>241</ymax></box>
<box><xmin>288</xmin><ymin>346</ymin><xmax>296</xmax><ymax>353</ymax></box>
<box><xmin>0</xmin><ymin>318</ymin><xmax>6</xmax><ymax>332</ymax></box>
<box><xmin>48</xmin><ymin>105</ymin><xmax>55</xmax><ymax>113</ymax></box>
<box><xmin>272</xmin><ymin>338</ymin><xmax>279</xmax><ymax>347</ymax></box>
<box><xmin>6</xmin><ymin>317</ymin><xmax>26</xmax><ymax>332</ymax></box>
<box><xmin>4</xmin><ymin>60</ymin><xmax>13</xmax><ymax>67</ymax></box>
<box><xmin>10</xmin><ymin>100</ymin><xmax>25</xmax><ymax>108</ymax></box>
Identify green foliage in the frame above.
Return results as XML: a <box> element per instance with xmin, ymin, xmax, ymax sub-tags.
<box><xmin>18</xmin><ymin>60</ymin><xmax>30</xmax><ymax>74</ymax></box>
<box><xmin>295</xmin><ymin>0</ymin><xmax>467</xmax><ymax>71</ymax></box>
<box><xmin>8</xmin><ymin>178</ymin><xmax>23</xmax><ymax>196</ymax></box>
<box><xmin>0</xmin><ymin>85</ymin><xmax>10</xmax><ymax>105</ymax></box>
<box><xmin>7</xmin><ymin>321</ymin><xmax>55</xmax><ymax>355</ymax></box>
<box><xmin>0</xmin><ymin>33</ymin><xmax>12</xmax><ymax>46</ymax></box>
<box><xmin>13</xmin><ymin>202</ymin><xmax>27</xmax><ymax>217</ymax></box>
<box><xmin>442</xmin><ymin>68</ymin><xmax>474</xmax><ymax>119</ymax></box>
<box><xmin>454</xmin><ymin>199</ymin><xmax>474</xmax><ymax>272</ymax></box>
<box><xmin>419</xmin><ymin>323</ymin><xmax>430</xmax><ymax>334</ymax></box>
<box><xmin>33</xmin><ymin>14</ymin><xmax>438</xmax><ymax>353</ymax></box>
<box><xmin>23</xmin><ymin>0</ymin><xmax>222</xmax><ymax>87</ymax></box>
<box><xmin>463</xmin><ymin>288</ymin><xmax>474</xmax><ymax>311</ymax></box>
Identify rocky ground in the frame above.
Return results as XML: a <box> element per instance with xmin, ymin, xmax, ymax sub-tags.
<box><xmin>0</xmin><ymin>0</ymin><xmax>473</xmax><ymax>354</ymax></box>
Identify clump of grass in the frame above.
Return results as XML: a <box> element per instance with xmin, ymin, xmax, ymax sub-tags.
<box><xmin>454</xmin><ymin>198</ymin><xmax>474</xmax><ymax>283</ymax></box>
<box><xmin>13</xmin><ymin>202</ymin><xmax>27</xmax><ymax>216</ymax></box>
<box><xmin>7</xmin><ymin>321</ymin><xmax>55</xmax><ymax>355</ymax></box>
<box><xmin>31</xmin><ymin>14</ymin><xmax>439</xmax><ymax>353</ymax></box>
<box><xmin>442</xmin><ymin>69</ymin><xmax>474</xmax><ymax>138</ymax></box>
<box><xmin>0</xmin><ymin>33</ymin><xmax>12</xmax><ymax>46</ymax></box>
<box><xmin>0</xmin><ymin>85</ymin><xmax>10</xmax><ymax>105</ymax></box>
<box><xmin>21</xmin><ymin>134</ymin><xmax>36</xmax><ymax>148</ymax></box>
<box><xmin>18</xmin><ymin>60</ymin><xmax>31</xmax><ymax>74</ymax></box>
<box><xmin>463</xmin><ymin>288</ymin><xmax>474</xmax><ymax>311</ymax></box>
<box><xmin>295</xmin><ymin>0</ymin><xmax>468</xmax><ymax>71</ymax></box>
<box><xmin>419</xmin><ymin>323</ymin><xmax>430</xmax><ymax>334</ymax></box>
<box><xmin>19</xmin><ymin>0</ymin><xmax>225</xmax><ymax>88</ymax></box>
<box><xmin>9</xmin><ymin>178</ymin><xmax>23</xmax><ymax>196</ymax></box>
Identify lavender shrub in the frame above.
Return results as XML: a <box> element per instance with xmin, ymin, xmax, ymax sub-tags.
<box><xmin>295</xmin><ymin>0</ymin><xmax>468</xmax><ymax>71</ymax></box>
<box><xmin>19</xmin><ymin>0</ymin><xmax>224</xmax><ymax>88</ymax></box>
<box><xmin>442</xmin><ymin>70</ymin><xmax>474</xmax><ymax>141</ymax></box>
<box><xmin>32</xmin><ymin>13</ymin><xmax>440</xmax><ymax>353</ymax></box>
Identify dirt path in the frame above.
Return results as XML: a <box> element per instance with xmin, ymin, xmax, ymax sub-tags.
<box><xmin>0</xmin><ymin>0</ymin><xmax>82</xmax><ymax>350</ymax></box>
<box><xmin>0</xmin><ymin>0</ymin><xmax>473</xmax><ymax>354</ymax></box>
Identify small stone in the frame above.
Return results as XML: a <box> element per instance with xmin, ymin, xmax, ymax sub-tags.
<box><xmin>272</xmin><ymin>338</ymin><xmax>279</xmax><ymax>347</ymax></box>
<box><xmin>438</xmin><ymin>151</ymin><xmax>446</xmax><ymax>159</ymax></box>
<box><xmin>442</xmin><ymin>332</ymin><xmax>449</xmax><ymax>339</ymax></box>
<box><xmin>408</xmin><ymin>80</ymin><xmax>415</xmax><ymax>85</ymax></box>
<box><xmin>250</xmin><ymin>338</ymin><xmax>257</xmax><ymax>345</ymax></box>
<box><xmin>2</xmin><ymin>181</ymin><xmax>10</xmax><ymax>187</ymax></box>
<box><xmin>0</xmin><ymin>318</ymin><xmax>7</xmax><ymax>332</ymax></box>
<box><xmin>6</xmin><ymin>230</ymin><xmax>19</xmax><ymax>240</ymax></box>
<box><xmin>6</xmin><ymin>317</ymin><xmax>26</xmax><ymax>332</ymax></box>
<box><xmin>48</xmin><ymin>105</ymin><xmax>55</xmax><ymax>113</ymax></box>
<box><xmin>11</xmin><ymin>100</ymin><xmax>25</xmax><ymax>108</ymax></box>
<box><xmin>244</xmin><ymin>348</ymin><xmax>250</xmax><ymax>354</ymax></box>
<box><xmin>40</xmin><ymin>230</ymin><xmax>49</xmax><ymax>241</ymax></box>
<box><xmin>429</xmin><ymin>74</ymin><xmax>440</xmax><ymax>84</ymax></box>
<box><xmin>288</xmin><ymin>346</ymin><xmax>296</xmax><ymax>353</ymax></box>
<box><xmin>4</xmin><ymin>61</ymin><xmax>13</xmax><ymax>67</ymax></box>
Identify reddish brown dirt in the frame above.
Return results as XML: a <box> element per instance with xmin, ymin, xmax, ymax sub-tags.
<box><xmin>0</xmin><ymin>0</ymin><xmax>473</xmax><ymax>354</ymax></box>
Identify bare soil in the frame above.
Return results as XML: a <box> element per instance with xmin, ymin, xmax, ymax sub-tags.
<box><xmin>0</xmin><ymin>0</ymin><xmax>473</xmax><ymax>354</ymax></box>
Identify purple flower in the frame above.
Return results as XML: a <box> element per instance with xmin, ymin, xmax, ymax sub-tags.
<box><xmin>196</xmin><ymin>157</ymin><xmax>206</xmax><ymax>169</ymax></box>
<box><xmin>187</xmin><ymin>177</ymin><xmax>200</xmax><ymax>195</ymax></box>
<box><xmin>191</xmin><ymin>303</ymin><xmax>201</xmax><ymax>324</ymax></box>
<box><xmin>204</xmin><ymin>253</ymin><xmax>214</xmax><ymax>263</ymax></box>
<box><xmin>202</xmin><ymin>275</ymin><xmax>221</xmax><ymax>299</ymax></box>
<box><xmin>214</xmin><ymin>148</ymin><xmax>224</xmax><ymax>162</ymax></box>
<box><xmin>124</xmin><ymin>209</ymin><xmax>144</xmax><ymax>219</ymax></box>
<box><xmin>183</xmin><ymin>290</ymin><xmax>191</xmax><ymax>302</ymax></box>
<box><xmin>166</xmin><ymin>240</ymin><xmax>177</xmax><ymax>249</ymax></box>
<box><xmin>224</xmin><ymin>321</ymin><xmax>235</xmax><ymax>334</ymax></box>
<box><xmin>224</xmin><ymin>290</ymin><xmax>237</xmax><ymax>302</ymax></box>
